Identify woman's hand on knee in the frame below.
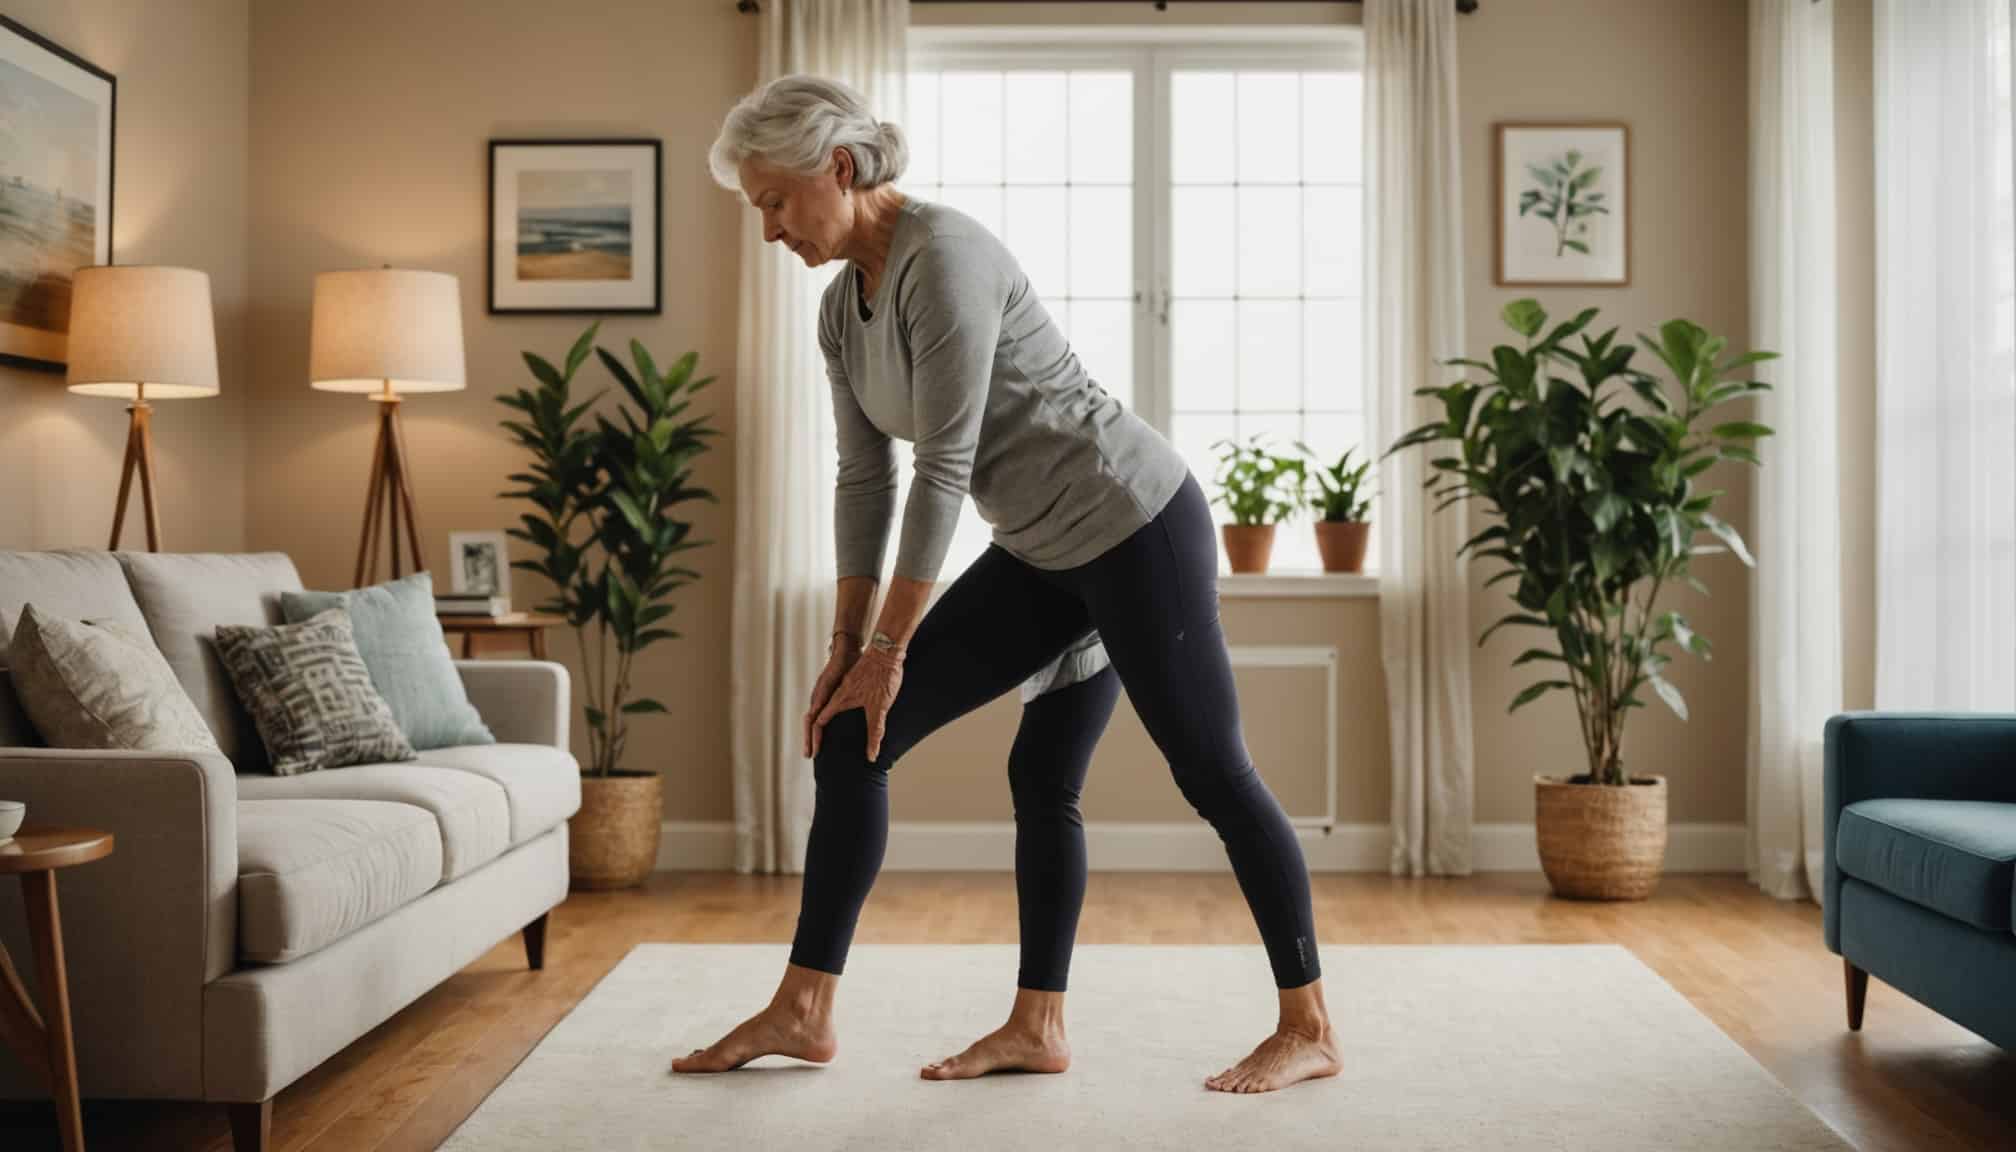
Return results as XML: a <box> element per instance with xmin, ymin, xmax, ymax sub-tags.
<box><xmin>805</xmin><ymin>644</ymin><xmax>860</xmax><ymax>757</ymax></box>
<box><xmin>814</xmin><ymin>647</ymin><xmax>905</xmax><ymax>760</ymax></box>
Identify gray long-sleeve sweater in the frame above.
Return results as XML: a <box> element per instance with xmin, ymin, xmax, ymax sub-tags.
<box><xmin>818</xmin><ymin>197</ymin><xmax>1188</xmax><ymax>702</ymax></box>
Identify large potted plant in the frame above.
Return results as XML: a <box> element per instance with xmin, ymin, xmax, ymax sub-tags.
<box><xmin>499</xmin><ymin>322</ymin><xmax>718</xmax><ymax>890</ymax></box>
<box><xmin>1295</xmin><ymin>442</ymin><xmax>1373</xmax><ymax>573</ymax></box>
<box><xmin>1389</xmin><ymin>299</ymin><xmax>1773</xmax><ymax>900</ymax></box>
<box><xmin>1210</xmin><ymin>434</ymin><xmax>1303</xmax><ymax>574</ymax></box>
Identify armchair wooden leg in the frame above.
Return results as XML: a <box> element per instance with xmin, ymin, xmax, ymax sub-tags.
<box><xmin>523</xmin><ymin>912</ymin><xmax>548</xmax><ymax>971</ymax></box>
<box><xmin>229</xmin><ymin>1098</ymin><xmax>271</xmax><ymax>1152</ymax></box>
<box><xmin>1845</xmin><ymin>959</ymin><xmax>1869</xmax><ymax>1031</ymax></box>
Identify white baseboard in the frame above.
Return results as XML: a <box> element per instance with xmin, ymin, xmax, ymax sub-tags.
<box><xmin>656</xmin><ymin>820</ymin><xmax>1748</xmax><ymax>874</ymax></box>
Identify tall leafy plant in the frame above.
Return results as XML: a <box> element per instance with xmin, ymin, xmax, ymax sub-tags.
<box><xmin>498</xmin><ymin>322</ymin><xmax>719</xmax><ymax>777</ymax></box>
<box><xmin>1296</xmin><ymin>442</ymin><xmax>1373</xmax><ymax>523</ymax></box>
<box><xmin>1388</xmin><ymin>299</ymin><xmax>1774</xmax><ymax>786</ymax></box>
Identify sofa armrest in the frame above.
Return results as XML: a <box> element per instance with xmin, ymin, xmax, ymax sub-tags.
<box><xmin>1821</xmin><ymin>712</ymin><xmax>2016</xmax><ymax>952</ymax></box>
<box><xmin>456</xmin><ymin>660</ymin><xmax>570</xmax><ymax>751</ymax></box>
<box><xmin>0</xmin><ymin>748</ymin><xmax>237</xmax><ymax>1099</ymax></box>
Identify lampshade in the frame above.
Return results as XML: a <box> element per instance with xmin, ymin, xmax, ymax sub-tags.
<box><xmin>65</xmin><ymin>266</ymin><xmax>221</xmax><ymax>400</ymax></box>
<box><xmin>309</xmin><ymin>268</ymin><xmax>466</xmax><ymax>394</ymax></box>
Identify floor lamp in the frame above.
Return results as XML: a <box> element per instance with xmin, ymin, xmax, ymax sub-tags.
<box><xmin>65</xmin><ymin>266</ymin><xmax>221</xmax><ymax>551</ymax></box>
<box><xmin>309</xmin><ymin>268</ymin><xmax>466</xmax><ymax>589</ymax></box>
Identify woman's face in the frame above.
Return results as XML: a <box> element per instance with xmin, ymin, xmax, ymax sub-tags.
<box><xmin>740</xmin><ymin>150</ymin><xmax>851</xmax><ymax>267</ymax></box>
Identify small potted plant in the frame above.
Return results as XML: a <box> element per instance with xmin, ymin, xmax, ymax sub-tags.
<box><xmin>1388</xmin><ymin>299</ymin><xmax>1773</xmax><ymax>901</ymax></box>
<box><xmin>499</xmin><ymin>322</ymin><xmax>719</xmax><ymax>890</ymax></box>
<box><xmin>1210</xmin><ymin>434</ymin><xmax>1303</xmax><ymax>574</ymax></box>
<box><xmin>1295</xmin><ymin>442</ymin><xmax>1373</xmax><ymax>573</ymax></box>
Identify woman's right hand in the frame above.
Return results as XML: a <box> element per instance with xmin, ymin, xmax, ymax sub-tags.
<box><xmin>804</xmin><ymin>637</ymin><xmax>861</xmax><ymax>757</ymax></box>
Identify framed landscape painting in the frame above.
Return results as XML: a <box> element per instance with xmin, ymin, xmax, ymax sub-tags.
<box><xmin>0</xmin><ymin>15</ymin><xmax>115</xmax><ymax>371</ymax></box>
<box><xmin>1495</xmin><ymin>122</ymin><xmax>1629</xmax><ymax>287</ymax></box>
<box><xmin>489</xmin><ymin>139</ymin><xmax>660</xmax><ymax>315</ymax></box>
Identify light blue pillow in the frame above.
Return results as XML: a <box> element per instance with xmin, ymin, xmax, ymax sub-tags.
<box><xmin>280</xmin><ymin>571</ymin><xmax>494</xmax><ymax>750</ymax></box>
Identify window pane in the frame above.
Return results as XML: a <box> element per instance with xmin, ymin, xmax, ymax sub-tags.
<box><xmin>1302</xmin><ymin>72</ymin><xmax>1361</xmax><ymax>184</ymax></box>
<box><xmin>1172</xmin><ymin>72</ymin><xmax>1233</xmax><ymax>185</ymax></box>
<box><xmin>1071</xmin><ymin>72</ymin><xmax>1133</xmax><ymax>184</ymax></box>
<box><xmin>1304</xmin><ymin>186</ymin><xmax>1361</xmax><ymax>298</ymax></box>
<box><xmin>1237</xmin><ymin>73</ymin><xmax>1301</xmax><ymax>184</ymax></box>
<box><xmin>1303</xmin><ymin>412</ymin><xmax>1366</xmax><ymax>466</ymax></box>
<box><xmin>1069</xmin><ymin>185</ymin><xmax>1131</xmax><ymax>298</ymax></box>
<box><xmin>1238</xmin><ymin>409</ymin><xmax>1302</xmax><ymax>452</ymax></box>
<box><xmin>907</xmin><ymin>72</ymin><xmax>942</xmax><ymax>185</ymax></box>
<box><xmin>941</xmin><ymin>72</ymin><xmax>1003</xmax><ymax>183</ymax></box>
<box><xmin>1303</xmin><ymin>299</ymin><xmax>1362</xmax><ymax>411</ymax></box>
<box><xmin>1237</xmin><ymin>301</ymin><xmax>1301</xmax><ymax>412</ymax></box>
<box><xmin>1173</xmin><ymin>186</ymin><xmax>1234</xmax><ymax>296</ymax></box>
<box><xmin>1171</xmin><ymin>300</ymin><xmax>1235</xmax><ymax>412</ymax></box>
<box><xmin>1171</xmin><ymin>411</ymin><xmax>1238</xmax><ymax>495</ymax></box>
<box><xmin>1237</xmin><ymin>186</ymin><xmax>1302</xmax><ymax>297</ymax></box>
<box><xmin>1005</xmin><ymin>186</ymin><xmax>1068</xmax><ymax>300</ymax></box>
<box><xmin>1005</xmin><ymin>72</ymin><xmax>1068</xmax><ymax>184</ymax></box>
<box><xmin>1068</xmin><ymin>300</ymin><xmax>1135</xmax><ymax>411</ymax></box>
<box><xmin>939</xmin><ymin>185</ymin><xmax>1003</xmax><ymax>239</ymax></box>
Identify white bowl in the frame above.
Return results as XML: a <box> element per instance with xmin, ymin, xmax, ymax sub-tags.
<box><xmin>0</xmin><ymin>800</ymin><xmax>24</xmax><ymax>841</ymax></box>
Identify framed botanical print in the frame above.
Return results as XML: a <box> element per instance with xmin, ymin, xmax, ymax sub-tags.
<box><xmin>488</xmin><ymin>138</ymin><xmax>661</xmax><ymax>315</ymax></box>
<box><xmin>0</xmin><ymin>14</ymin><xmax>115</xmax><ymax>371</ymax></box>
<box><xmin>1495</xmin><ymin>122</ymin><xmax>1630</xmax><ymax>287</ymax></box>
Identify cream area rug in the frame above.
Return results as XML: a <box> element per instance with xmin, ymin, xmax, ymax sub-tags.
<box><xmin>440</xmin><ymin>943</ymin><xmax>1853</xmax><ymax>1151</ymax></box>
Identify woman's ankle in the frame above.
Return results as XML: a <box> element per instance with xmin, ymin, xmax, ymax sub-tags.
<box><xmin>1009</xmin><ymin>987</ymin><xmax>1068</xmax><ymax>1036</ymax></box>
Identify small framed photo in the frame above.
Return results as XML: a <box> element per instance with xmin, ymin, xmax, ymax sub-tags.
<box><xmin>448</xmin><ymin>530</ymin><xmax>511</xmax><ymax>599</ymax></box>
<box><xmin>488</xmin><ymin>138</ymin><xmax>660</xmax><ymax>315</ymax></box>
<box><xmin>0</xmin><ymin>14</ymin><xmax>115</xmax><ymax>372</ymax></box>
<box><xmin>1495</xmin><ymin>122</ymin><xmax>1629</xmax><ymax>287</ymax></box>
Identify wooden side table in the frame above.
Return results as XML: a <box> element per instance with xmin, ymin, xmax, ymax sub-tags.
<box><xmin>438</xmin><ymin>612</ymin><xmax>564</xmax><ymax>660</ymax></box>
<box><xmin>1</xmin><ymin>824</ymin><xmax>115</xmax><ymax>1152</ymax></box>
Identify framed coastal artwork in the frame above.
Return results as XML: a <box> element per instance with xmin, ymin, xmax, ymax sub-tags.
<box><xmin>1494</xmin><ymin>122</ymin><xmax>1629</xmax><ymax>287</ymax></box>
<box><xmin>0</xmin><ymin>14</ymin><xmax>115</xmax><ymax>371</ymax></box>
<box><xmin>488</xmin><ymin>138</ymin><xmax>661</xmax><ymax>314</ymax></box>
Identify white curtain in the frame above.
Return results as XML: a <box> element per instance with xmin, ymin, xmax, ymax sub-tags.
<box><xmin>1873</xmin><ymin>0</ymin><xmax>2016</xmax><ymax>712</ymax></box>
<box><xmin>1365</xmin><ymin>0</ymin><xmax>1474</xmax><ymax>876</ymax></box>
<box><xmin>730</xmin><ymin>0</ymin><xmax>908</xmax><ymax>874</ymax></box>
<box><xmin>1747</xmin><ymin>0</ymin><xmax>1839</xmax><ymax>904</ymax></box>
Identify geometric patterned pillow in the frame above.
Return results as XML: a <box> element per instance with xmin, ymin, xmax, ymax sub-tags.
<box><xmin>214</xmin><ymin>607</ymin><xmax>415</xmax><ymax>775</ymax></box>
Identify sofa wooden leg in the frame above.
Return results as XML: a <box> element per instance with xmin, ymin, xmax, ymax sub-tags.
<box><xmin>229</xmin><ymin>1098</ymin><xmax>271</xmax><ymax>1152</ymax></box>
<box><xmin>1845</xmin><ymin>959</ymin><xmax>1868</xmax><ymax>1031</ymax></box>
<box><xmin>523</xmin><ymin>912</ymin><xmax>548</xmax><ymax>971</ymax></box>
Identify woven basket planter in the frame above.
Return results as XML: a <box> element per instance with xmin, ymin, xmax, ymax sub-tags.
<box><xmin>1534</xmin><ymin>774</ymin><xmax>1668</xmax><ymax>901</ymax></box>
<box><xmin>569</xmin><ymin>771</ymin><xmax>662</xmax><ymax>890</ymax></box>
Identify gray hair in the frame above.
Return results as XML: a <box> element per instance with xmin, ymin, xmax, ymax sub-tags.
<box><xmin>708</xmin><ymin>73</ymin><xmax>908</xmax><ymax>193</ymax></box>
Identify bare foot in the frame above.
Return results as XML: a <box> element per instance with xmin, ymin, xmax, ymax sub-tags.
<box><xmin>672</xmin><ymin>1003</ymin><xmax>838</xmax><ymax>1073</ymax></box>
<box><xmin>921</xmin><ymin>1023</ymin><xmax>1070</xmax><ymax>1080</ymax></box>
<box><xmin>1203</xmin><ymin>1025</ymin><xmax>1340</xmax><ymax>1093</ymax></box>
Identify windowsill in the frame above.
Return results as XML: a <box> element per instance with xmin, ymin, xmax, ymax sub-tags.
<box><xmin>1218</xmin><ymin>570</ymin><xmax>1379</xmax><ymax>599</ymax></box>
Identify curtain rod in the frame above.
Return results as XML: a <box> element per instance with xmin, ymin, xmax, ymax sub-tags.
<box><xmin>736</xmin><ymin>1</ymin><xmax>1480</xmax><ymax>13</ymax></box>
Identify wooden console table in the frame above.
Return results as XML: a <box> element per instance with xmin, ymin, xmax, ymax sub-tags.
<box><xmin>438</xmin><ymin>612</ymin><xmax>564</xmax><ymax>660</ymax></box>
<box><xmin>1</xmin><ymin>824</ymin><xmax>115</xmax><ymax>1152</ymax></box>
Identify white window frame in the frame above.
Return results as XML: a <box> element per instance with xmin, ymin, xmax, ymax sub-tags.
<box><xmin>909</xmin><ymin>26</ymin><xmax>1375</xmax><ymax>598</ymax></box>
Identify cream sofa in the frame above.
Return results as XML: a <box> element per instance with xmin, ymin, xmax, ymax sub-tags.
<box><xmin>0</xmin><ymin>550</ymin><xmax>578</xmax><ymax>1150</ymax></box>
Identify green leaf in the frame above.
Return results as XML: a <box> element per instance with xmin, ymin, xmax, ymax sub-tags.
<box><xmin>1562</xmin><ymin>239</ymin><xmax>1591</xmax><ymax>255</ymax></box>
<box><xmin>1510</xmin><ymin>680</ymin><xmax>1572</xmax><ymax>712</ymax></box>
<box><xmin>1712</xmin><ymin>421</ymin><xmax>1773</xmax><ymax>441</ymax></box>
<box><xmin>1699</xmin><ymin>513</ymin><xmax>1756</xmax><ymax>565</ymax></box>
<box><xmin>523</xmin><ymin>353</ymin><xmax>563</xmax><ymax>390</ymax></box>
<box><xmin>621</xmin><ymin>699</ymin><xmax>670</xmax><ymax>715</ymax></box>
<box><xmin>1479</xmin><ymin>613</ymin><xmax>1551</xmax><ymax>647</ymax></box>
<box><xmin>1502</xmin><ymin>299</ymin><xmax>1547</xmax><ymax>339</ymax></box>
<box><xmin>1511</xmin><ymin>647</ymin><xmax>1565</xmax><ymax>667</ymax></box>
<box><xmin>1646</xmin><ymin>667</ymin><xmax>1689</xmax><ymax>721</ymax></box>
<box><xmin>564</xmin><ymin>322</ymin><xmax>600</xmax><ymax>378</ymax></box>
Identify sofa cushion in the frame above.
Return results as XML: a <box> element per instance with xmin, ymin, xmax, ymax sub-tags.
<box><xmin>0</xmin><ymin>550</ymin><xmax>153</xmax><ymax>654</ymax></box>
<box><xmin>238</xmin><ymin>762</ymin><xmax>511</xmax><ymax>880</ymax></box>
<box><xmin>237</xmin><ymin>798</ymin><xmax>442</xmax><ymax>964</ymax></box>
<box><xmin>1836</xmin><ymin>798</ymin><xmax>2016</xmax><ymax>932</ymax></box>
<box><xmin>281</xmin><ymin>571</ymin><xmax>494</xmax><ymax>751</ymax></box>
<box><xmin>215</xmin><ymin>607</ymin><xmax>415</xmax><ymax>775</ymax></box>
<box><xmin>6</xmin><ymin>604</ymin><xmax>221</xmax><ymax>753</ymax></box>
<box><xmin>117</xmin><ymin>552</ymin><xmax>304</xmax><ymax>774</ymax></box>
<box><xmin>415</xmin><ymin>744</ymin><xmax>581</xmax><ymax>845</ymax></box>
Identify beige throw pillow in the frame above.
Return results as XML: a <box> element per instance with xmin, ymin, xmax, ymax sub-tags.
<box><xmin>5</xmin><ymin>603</ymin><xmax>222</xmax><ymax>753</ymax></box>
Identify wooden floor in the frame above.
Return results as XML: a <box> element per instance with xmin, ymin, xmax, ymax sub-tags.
<box><xmin>3</xmin><ymin>872</ymin><xmax>2011</xmax><ymax>1151</ymax></box>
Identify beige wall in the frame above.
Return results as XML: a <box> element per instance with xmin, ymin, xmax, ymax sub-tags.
<box><xmin>240</xmin><ymin>0</ymin><xmax>1763</xmax><ymax>830</ymax></box>
<box><xmin>0</xmin><ymin>0</ymin><xmax>250</xmax><ymax>553</ymax></box>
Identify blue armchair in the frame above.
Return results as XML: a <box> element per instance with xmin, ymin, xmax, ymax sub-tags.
<box><xmin>1823</xmin><ymin>714</ymin><xmax>2016</xmax><ymax>1048</ymax></box>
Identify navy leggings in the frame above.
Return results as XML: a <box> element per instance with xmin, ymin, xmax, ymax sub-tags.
<box><xmin>791</xmin><ymin>470</ymin><xmax>1321</xmax><ymax>991</ymax></box>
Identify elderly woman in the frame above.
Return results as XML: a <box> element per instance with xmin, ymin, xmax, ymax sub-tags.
<box><xmin>682</xmin><ymin>74</ymin><xmax>1337</xmax><ymax>1095</ymax></box>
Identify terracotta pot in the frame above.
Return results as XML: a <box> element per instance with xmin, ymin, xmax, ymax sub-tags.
<box><xmin>1534</xmin><ymin>773</ymin><xmax>1668</xmax><ymax>900</ymax></box>
<box><xmin>568</xmin><ymin>771</ymin><xmax>662</xmax><ymax>890</ymax></box>
<box><xmin>1220</xmin><ymin>524</ymin><xmax>1276</xmax><ymax>573</ymax></box>
<box><xmin>1314</xmin><ymin>521</ymin><xmax>1371</xmax><ymax>573</ymax></box>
